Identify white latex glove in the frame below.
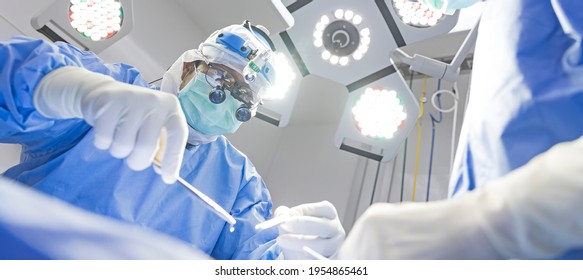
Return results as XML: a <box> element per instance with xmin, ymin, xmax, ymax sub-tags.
<box><xmin>337</xmin><ymin>136</ymin><xmax>583</xmax><ymax>259</ymax></box>
<box><xmin>34</xmin><ymin>66</ymin><xmax>188</xmax><ymax>184</ymax></box>
<box><xmin>276</xmin><ymin>201</ymin><xmax>345</xmax><ymax>259</ymax></box>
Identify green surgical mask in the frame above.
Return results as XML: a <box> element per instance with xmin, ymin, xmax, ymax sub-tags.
<box><xmin>178</xmin><ymin>73</ymin><xmax>242</xmax><ymax>136</ymax></box>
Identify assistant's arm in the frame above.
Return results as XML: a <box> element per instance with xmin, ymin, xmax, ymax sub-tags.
<box><xmin>338</xmin><ymin>136</ymin><xmax>583</xmax><ymax>259</ymax></box>
<box><xmin>551</xmin><ymin>0</ymin><xmax>583</xmax><ymax>69</ymax></box>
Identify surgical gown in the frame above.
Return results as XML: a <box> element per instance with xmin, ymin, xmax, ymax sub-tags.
<box><xmin>449</xmin><ymin>0</ymin><xmax>583</xmax><ymax>258</ymax></box>
<box><xmin>0</xmin><ymin>176</ymin><xmax>208</xmax><ymax>260</ymax></box>
<box><xmin>0</xmin><ymin>36</ymin><xmax>280</xmax><ymax>260</ymax></box>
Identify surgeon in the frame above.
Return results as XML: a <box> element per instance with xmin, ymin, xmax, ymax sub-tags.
<box><xmin>335</xmin><ymin>0</ymin><xmax>583</xmax><ymax>259</ymax></box>
<box><xmin>0</xmin><ymin>21</ymin><xmax>344</xmax><ymax>260</ymax></box>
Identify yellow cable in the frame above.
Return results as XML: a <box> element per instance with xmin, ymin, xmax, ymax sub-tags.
<box><xmin>412</xmin><ymin>76</ymin><xmax>427</xmax><ymax>202</ymax></box>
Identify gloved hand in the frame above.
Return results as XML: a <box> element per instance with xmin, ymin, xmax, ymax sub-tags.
<box><xmin>33</xmin><ymin>66</ymin><xmax>188</xmax><ymax>184</ymax></box>
<box><xmin>276</xmin><ymin>200</ymin><xmax>345</xmax><ymax>259</ymax></box>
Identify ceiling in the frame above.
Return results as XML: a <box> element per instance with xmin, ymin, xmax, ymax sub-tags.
<box><xmin>170</xmin><ymin>0</ymin><xmax>483</xmax><ymax>127</ymax></box>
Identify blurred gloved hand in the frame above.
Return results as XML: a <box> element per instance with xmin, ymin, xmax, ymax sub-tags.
<box><xmin>276</xmin><ymin>200</ymin><xmax>345</xmax><ymax>259</ymax></box>
<box><xmin>34</xmin><ymin>66</ymin><xmax>188</xmax><ymax>184</ymax></box>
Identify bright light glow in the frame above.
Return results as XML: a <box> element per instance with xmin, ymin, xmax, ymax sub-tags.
<box><xmin>313</xmin><ymin>29</ymin><xmax>323</xmax><ymax>39</ymax></box>
<box><xmin>330</xmin><ymin>55</ymin><xmax>339</xmax><ymax>65</ymax></box>
<box><xmin>68</xmin><ymin>0</ymin><xmax>124</xmax><ymax>41</ymax></box>
<box><xmin>339</xmin><ymin>56</ymin><xmax>349</xmax><ymax>66</ymax></box>
<box><xmin>352</xmin><ymin>87</ymin><xmax>407</xmax><ymax>139</ymax></box>
<box><xmin>344</xmin><ymin>10</ymin><xmax>354</xmax><ymax>21</ymax></box>
<box><xmin>361</xmin><ymin>36</ymin><xmax>371</xmax><ymax>46</ymax></box>
<box><xmin>352</xmin><ymin>15</ymin><xmax>362</xmax><ymax>25</ymax></box>
<box><xmin>262</xmin><ymin>52</ymin><xmax>296</xmax><ymax>100</ymax></box>
<box><xmin>313</xmin><ymin>38</ymin><xmax>323</xmax><ymax>47</ymax></box>
<box><xmin>357</xmin><ymin>44</ymin><xmax>369</xmax><ymax>54</ymax></box>
<box><xmin>315</xmin><ymin>9</ymin><xmax>371</xmax><ymax>66</ymax></box>
<box><xmin>391</xmin><ymin>0</ymin><xmax>445</xmax><ymax>28</ymax></box>
<box><xmin>360</xmin><ymin>28</ymin><xmax>370</xmax><ymax>37</ymax></box>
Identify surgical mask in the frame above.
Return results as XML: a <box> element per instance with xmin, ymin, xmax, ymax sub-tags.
<box><xmin>178</xmin><ymin>73</ymin><xmax>242</xmax><ymax>136</ymax></box>
<box><xmin>422</xmin><ymin>0</ymin><xmax>481</xmax><ymax>15</ymax></box>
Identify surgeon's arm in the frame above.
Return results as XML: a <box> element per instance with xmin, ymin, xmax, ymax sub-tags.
<box><xmin>0</xmin><ymin>37</ymin><xmax>186</xmax><ymax>182</ymax></box>
<box><xmin>33</xmin><ymin>66</ymin><xmax>187</xmax><ymax>183</ymax></box>
<box><xmin>337</xmin><ymin>136</ymin><xmax>583</xmax><ymax>259</ymax></box>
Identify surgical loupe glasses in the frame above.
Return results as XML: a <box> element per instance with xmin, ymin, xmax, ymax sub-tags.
<box><xmin>204</xmin><ymin>63</ymin><xmax>259</xmax><ymax>122</ymax></box>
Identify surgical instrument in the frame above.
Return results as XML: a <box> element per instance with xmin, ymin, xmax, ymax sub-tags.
<box><xmin>152</xmin><ymin>159</ymin><xmax>237</xmax><ymax>230</ymax></box>
<box><xmin>254</xmin><ymin>212</ymin><xmax>291</xmax><ymax>231</ymax></box>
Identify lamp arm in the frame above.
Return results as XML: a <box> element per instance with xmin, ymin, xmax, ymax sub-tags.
<box><xmin>391</xmin><ymin>17</ymin><xmax>480</xmax><ymax>83</ymax></box>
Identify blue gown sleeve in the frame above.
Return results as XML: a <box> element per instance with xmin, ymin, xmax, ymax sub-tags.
<box><xmin>0</xmin><ymin>36</ymin><xmax>149</xmax><ymax>156</ymax></box>
<box><xmin>551</xmin><ymin>0</ymin><xmax>583</xmax><ymax>69</ymax></box>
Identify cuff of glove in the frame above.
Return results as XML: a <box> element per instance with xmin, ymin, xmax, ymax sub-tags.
<box><xmin>33</xmin><ymin>66</ymin><xmax>115</xmax><ymax>119</ymax></box>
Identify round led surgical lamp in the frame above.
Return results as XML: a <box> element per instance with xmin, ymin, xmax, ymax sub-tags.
<box><xmin>391</xmin><ymin>0</ymin><xmax>445</xmax><ymax>28</ymax></box>
<box><xmin>68</xmin><ymin>0</ymin><xmax>125</xmax><ymax>41</ymax></box>
<box><xmin>313</xmin><ymin>9</ymin><xmax>371</xmax><ymax>66</ymax></box>
<box><xmin>352</xmin><ymin>88</ymin><xmax>407</xmax><ymax>139</ymax></box>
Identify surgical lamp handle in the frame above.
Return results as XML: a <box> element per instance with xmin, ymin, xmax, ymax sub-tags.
<box><xmin>444</xmin><ymin>17</ymin><xmax>480</xmax><ymax>82</ymax></box>
<box><xmin>392</xmin><ymin>17</ymin><xmax>481</xmax><ymax>83</ymax></box>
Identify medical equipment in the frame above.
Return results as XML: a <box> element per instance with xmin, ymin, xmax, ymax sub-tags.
<box><xmin>254</xmin><ymin>212</ymin><xmax>290</xmax><ymax>231</ymax></box>
<box><xmin>391</xmin><ymin>17</ymin><xmax>480</xmax><ymax>83</ymax></box>
<box><xmin>303</xmin><ymin>246</ymin><xmax>329</xmax><ymax>260</ymax></box>
<box><xmin>152</xmin><ymin>160</ymin><xmax>237</xmax><ymax>230</ymax></box>
<box><xmin>31</xmin><ymin>0</ymin><xmax>134</xmax><ymax>53</ymax></box>
<box><xmin>203</xmin><ymin>62</ymin><xmax>258</xmax><ymax>122</ymax></box>
<box><xmin>199</xmin><ymin>21</ymin><xmax>278</xmax><ymax>122</ymax></box>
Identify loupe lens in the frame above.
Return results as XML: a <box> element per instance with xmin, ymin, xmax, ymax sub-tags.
<box><xmin>235</xmin><ymin>106</ymin><xmax>252</xmax><ymax>122</ymax></box>
<box><xmin>209</xmin><ymin>88</ymin><xmax>226</xmax><ymax>104</ymax></box>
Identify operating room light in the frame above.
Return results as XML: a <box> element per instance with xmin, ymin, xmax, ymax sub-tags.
<box><xmin>352</xmin><ymin>87</ymin><xmax>407</xmax><ymax>139</ymax></box>
<box><xmin>313</xmin><ymin>9</ymin><xmax>371</xmax><ymax>66</ymax></box>
<box><xmin>392</xmin><ymin>0</ymin><xmax>444</xmax><ymax>28</ymax></box>
<box><xmin>262</xmin><ymin>52</ymin><xmax>297</xmax><ymax>100</ymax></box>
<box><xmin>68</xmin><ymin>0</ymin><xmax>125</xmax><ymax>41</ymax></box>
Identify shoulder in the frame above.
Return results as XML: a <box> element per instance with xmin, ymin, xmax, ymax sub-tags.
<box><xmin>211</xmin><ymin>136</ymin><xmax>250</xmax><ymax>162</ymax></box>
<box><xmin>203</xmin><ymin>136</ymin><xmax>262</xmax><ymax>177</ymax></box>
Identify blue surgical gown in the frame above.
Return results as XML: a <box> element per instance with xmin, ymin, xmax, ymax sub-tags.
<box><xmin>449</xmin><ymin>0</ymin><xmax>583</xmax><ymax>258</ymax></box>
<box><xmin>0</xmin><ymin>176</ymin><xmax>209</xmax><ymax>260</ymax></box>
<box><xmin>0</xmin><ymin>36</ymin><xmax>280</xmax><ymax>260</ymax></box>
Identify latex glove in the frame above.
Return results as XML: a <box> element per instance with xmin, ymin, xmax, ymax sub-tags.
<box><xmin>337</xmin><ymin>136</ymin><xmax>583</xmax><ymax>259</ymax></box>
<box><xmin>276</xmin><ymin>201</ymin><xmax>345</xmax><ymax>259</ymax></box>
<box><xmin>34</xmin><ymin>66</ymin><xmax>188</xmax><ymax>184</ymax></box>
